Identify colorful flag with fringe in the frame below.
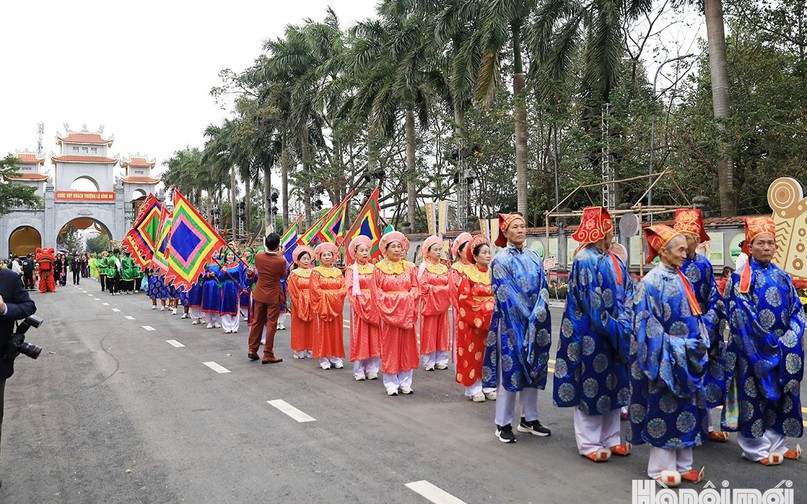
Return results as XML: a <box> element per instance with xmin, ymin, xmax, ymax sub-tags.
<box><xmin>298</xmin><ymin>212</ymin><xmax>328</xmax><ymax>246</ymax></box>
<box><xmin>165</xmin><ymin>188</ymin><xmax>226</xmax><ymax>291</ymax></box>
<box><xmin>344</xmin><ymin>187</ymin><xmax>382</xmax><ymax>263</ymax></box>
<box><xmin>281</xmin><ymin>215</ymin><xmax>303</xmax><ymax>264</ymax></box>
<box><xmin>315</xmin><ymin>192</ymin><xmax>353</xmax><ymax>245</ymax></box>
<box><xmin>122</xmin><ymin>193</ymin><xmax>164</xmax><ymax>269</ymax></box>
<box><xmin>150</xmin><ymin>208</ymin><xmax>172</xmax><ymax>273</ymax></box>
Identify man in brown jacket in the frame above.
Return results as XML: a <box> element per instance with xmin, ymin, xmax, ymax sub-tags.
<box><xmin>247</xmin><ymin>233</ymin><xmax>288</xmax><ymax>364</ymax></box>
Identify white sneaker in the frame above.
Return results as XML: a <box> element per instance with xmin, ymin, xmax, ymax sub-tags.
<box><xmin>424</xmin><ymin>365</ymin><xmax>435</xmax><ymax>371</ymax></box>
<box><xmin>400</xmin><ymin>387</ymin><xmax>414</xmax><ymax>395</ymax></box>
<box><xmin>151</xmin><ymin>306</ymin><xmax>157</xmax><ymax>310</ymax></box>
<box><xmin>180</xmin><ymin>313</ymin><xmax>188</xmax><ymax>319</ymax></box>
<box><xmin>224</xmin><ymin>330</ymin><xmax>230</xmax><ymax>334</ymax></box>
<box><xmin>484</xmin><ymin>391</ymin><xmax>498</xmax><ymax>401</ymax></box>
<box><xmin>333</xmin><ymin>363</ymin><xmax>344</xmax><ymax>369</ymax></box>
<box><xmin>278</xmin><ymin>324</ymin><xmax>286</xmax><ymax>330</ymax></box>
<box><xmin>192</xmin><ymin>319</ymin><xmax>198</xmax><ymax>325</ymax></box>
<box><xmin>471</xmin><ymin>392</ymin><xmax>486</xmax><ymax>403</ymax></box>
<box><xmin>354</xmin><ymin>374</ymin><xmax>366</xmax><ymax>381</ymax></box>
<box><xmin>436</xmin><ymin>363</ymin><xmax>448</xmax><ymax>370</ymax></box>
<box><xmin>214</xmin><ymin>322</ymin><xmax>221</xmax><ymax>328</ymax></box>
<box><xmin>231</xmin><ymin>330</ymin><xmax>237</xmax><ymax>334</ymax></box>
<box><xmin>206</xmin><ymin>323</ymin><xmax>213</xmax><ymax>329</ymax></box>
<box><xmin>367</xmin><ymin>372</ymin><xmax>379</xmax><ymax>380</ymax></box>
<box><xmin>160</xmin><ymin>306</ymin><xmax>165</xmax><ymax>311</ymax></box>
<box><xmin>171</xmin><ymin>308</ymin><xmax>177</xmax><ymax>315</ymax></box>
<box><xmin>386</xmin><ymin>389</ymin><xmax>399</xmax><ymax>396</ymax></box>
<box><xmin>320</xmin><ymin>364</ymin><xmax>331</xmax><ymax>370</ymax></box>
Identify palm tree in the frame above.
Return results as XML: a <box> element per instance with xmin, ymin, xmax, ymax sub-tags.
<box><xmin>703</xmin><ymin>0</ymin><xmax>735</xmax><ymax>215</ymax></box>
<box><xmin>351</xmin><ymin>2</ymin><xmax>442</xmax><ymax>231</ymax></box>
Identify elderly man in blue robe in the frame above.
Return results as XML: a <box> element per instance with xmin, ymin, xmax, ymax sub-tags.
<box><xmin>629</xmin><ymin>224</ymin><xmax>709</xmax><ymax>487</ymax></box>
<box><xmin>554</xmin><ymin>206</ymin><xmax>634</xmax><ymax>462</ymax></box>
<box><xmin>674</xmin><ymin>208</ymin><xmax>729</xmax><ymax>442</ymax></box>
<box><xmin>722</xmin><ymin>216</ymin><xmax>804</xmax><ymax>465</ymax></box>
<box><xmin>482</xmin><ymin>213</ymin><xmax>552</xmax><ymax>443</ymax></box>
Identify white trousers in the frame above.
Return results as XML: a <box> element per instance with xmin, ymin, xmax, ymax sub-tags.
<box><xmin>574</xmin><ymin>407</ymin><xmax>622</xmax><ymax>455</ymax></box>
<box><xmin>422</xmin><ymin>351</ymin><xmax>450</xmax><ymax>368</ymax></box>
<box><xmin>353</xmin><ymin>357</ymin><xmax>381</xmax><ymax>378</ymax></box>
<box><xmin>464</xmin><ymin>380</ymin><xmax>496</xmax><ymax>397</ymax></box>
<box><xmin>277</xmin><ymin>313</ymin><xmax>288</xmax><ymax>327</ymax></box>
<box><xmin>383</xmin><ymin>370</ymin><xmax>414</xmax><ymax>393</ymax></box>
<box><xmin>495</xmin><ymin>384</ymin><xmax>538</xmax><ymax>426</ymax></box>
<box><xmin>220</xmin><ymin>314</ymin><xmax>239</xmax><ymax>333</ymax></box>
<box><xmin>189</xmin><ymin>307</ymin><xmax>202</xmax><ymax>319</ymax></box>
<box><xmin>204</xmin><ymin>312</ymin><xmax>220</xmax><ymax>325</ymax></box>
<box><xmin>647</xmin><ymin>447</ymin><xmax>693</xmax><ymax>478</ymax></box>
<box><xmin>738</xmin><ymin>430</ymin><xmax>788</xmax><ymax>461</ymax></box>
<box><xmin>319</xmin><ymin>357</ymin><xmax>343</xmax><ymax>369</ymax></box>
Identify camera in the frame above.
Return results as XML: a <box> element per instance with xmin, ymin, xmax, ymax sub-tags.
<box><xmin>3</xmin><ymin>315</ymin><xmax>44</xmax><ymax>361</ymax></box>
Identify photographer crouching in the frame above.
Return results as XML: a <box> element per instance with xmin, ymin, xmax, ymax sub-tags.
<box><xmin>0</xmin><ymin>267</ymin><xmax>37</xmax><ymax>488</ymax></box>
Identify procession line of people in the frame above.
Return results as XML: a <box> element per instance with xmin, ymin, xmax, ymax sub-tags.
<box><xmin>84</xmin><ymin>207</ymin><xmax>802</xmax><ymax>488</ymax></box>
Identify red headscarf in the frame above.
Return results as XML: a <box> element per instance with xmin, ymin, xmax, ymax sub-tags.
<box><xmin>644</xmin><ymin>224</ymin><xmax>681</xmax><ymax>264</ymax></box>
<box><xmin>466</xmin><ymin>234</ymin><xmax>490</xmax><ymax>264</ymax></box>
<box><xmin>571</xmin><ymin>206</ymin><xmax>613</xmax><ymax>244</ymax></box>
<box><xmin>674</xmin><ymin>208</ymin><xmax>710</xmax><ymax>243</ymax></box>
<box><xmin>495</xmin><ymin>213</ymin><xmax>526</xmax><ymax>248</ymax></box>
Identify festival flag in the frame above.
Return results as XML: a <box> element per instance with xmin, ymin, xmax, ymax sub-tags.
<box><xmin>281</xmin><ymin>215</ymin><xmax>303</xmax><ymax>264</ymax></box>
<box><xmin>343</xmin><ymin>187</ymin><xmax>383</xmax><ymax>263</ymax></box>
<box><xmin>425</xmin><ymin>201</ymin><xmax>436</xmax><ymax>236</ymax></box>
<box><xmin>164</xmin><ymin>188</ymin><xmax>226</xmax><ymax>291</ymax></box>
<box><xmin>122</xmin><ymin>193</ymin><xmax>164</xmax><ymax>269</ymax></box>
<box><xmin>315</xmin><ymin>192</ymin><xmax>353</xmax><ymax>245</ymax></box>
<box><xmin>298</xmin><ymin>212</ymin><xmax>329</xmax><ymax>246</ymax></box>
<box><xmin>150</xmin><ymin>208</ymin><xmax>172</xmax><ymax>273</ymax></box>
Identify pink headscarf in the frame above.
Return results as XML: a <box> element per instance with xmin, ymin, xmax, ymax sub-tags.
<box><xmin>292</xmin><ymin>245</ymin><xmax>314</xmax><ymax>267</ymax></box>
<box><xmin>314</xmin><ymin>242</ymin><xmax>339</xmax><ymax>262</ymax></box>
<box><xmin>419</xmin><ymin>235</ymin><xmax>443</xmax><ymax>279</ymax></box>
<box><xmin>379</xmin><ymin>231</ymin><xmax>410</xmax><ymax>257</ymax></box>
<box><xmin>347</xmin><ymin>235</ymin><xmax>372</xmax><ymax>262</ymax></box>
<box><xmin>452</xmin><ymin>232</ymin><xmax>472</xmax><ymax>258</ymax></box>
<box><xmin>348</xmin><ymin>235</ymin><xmax>373</xmax><ymax>295</ymax></box>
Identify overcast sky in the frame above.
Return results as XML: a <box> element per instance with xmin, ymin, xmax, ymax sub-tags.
<box><xmin>1</xmin><ymin>1</ymin><xmax>704</xmax><ymax>183</ymax></box>
<box><xmin>0</xmin><ymin>0</ymin><xmax>378</xmax><ymax>176</ymax></box>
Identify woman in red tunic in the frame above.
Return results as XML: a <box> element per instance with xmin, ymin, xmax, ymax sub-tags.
<box><xmin>346</xmin><ymin>236</ymin><xmax>381</xmax><ymax>381</ymax></box>
<box><xmin>449</xmin><ymin>232</ymin><xmax>473</xmax><ymax>355</ymax></box>
<box><xmin>418</xmin><ymin>235</ymin><xmax>451</xmax><ymax>371</ymax></box>
<box><xmin>456</xmin><ymin>234</ymin><xmax>497</xmax><ymax>402</ymax></box>
<box><xmin>372</xmin><ymin>231</ymin><xmax>420</xmax><ymax>396</ymax></box>
<box><xmin>310</xmin><ymin>242</ymin><xmax>347</xmax><ymax>370</ymax></box>
<box><xmin>287</xmin><ymin>246</ymin><xmax>314</xmax><ymax>359</ymax></box>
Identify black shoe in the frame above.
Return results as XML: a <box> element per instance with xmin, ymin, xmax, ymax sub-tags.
<box><xmin>495</xmin><ymin>424</ymin><xmax>517</xmax><ymax>443</ymax></box>
<box><xmin>517</xmin><ymin>417</ymin><xmax>551</xmax><ymax>437</ymax></box>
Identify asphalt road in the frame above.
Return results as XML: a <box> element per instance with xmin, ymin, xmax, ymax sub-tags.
<box><xmin>1</xmin><ymin>282</ymin><xmax>804</xmax><ymax>503</ymax></box>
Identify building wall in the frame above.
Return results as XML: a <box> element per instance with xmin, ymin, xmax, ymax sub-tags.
<box><xmin>0</xmin><ymin>209</ymin><xmax>45</xmax><ymax>258</ymax></box>
<box><xmin>54</xmin><ymin>162</ymin><xmax>115</xmax><ymax>191</ymax></box>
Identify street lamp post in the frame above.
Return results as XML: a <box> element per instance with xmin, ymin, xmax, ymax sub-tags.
<box><xmin>649</xmin><ymin>53</ymin><xmax>695</xmax><ymax>211</ymax></box>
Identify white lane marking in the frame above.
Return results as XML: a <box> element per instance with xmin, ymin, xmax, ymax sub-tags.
<box><xmin>203</xmin><ymin>361</ymin><xmax>231</xmax><ymax>374</ymax></box>
<box><xmin>94</xmin><ymin>297</ymin><xmax>101</xmax><ymax>301</ymax></box>
<box><xmin>166</xmin><ymin>340</ymin><xmax>185</xmax><ymax>348</ymax></box>
<box><xmin>102</xmin><ymin>302</ymin><xmax>109</xmax><ymax>306</ymax></box>
<box><xmin>124</xmin><ymin>315</ymin><xmax>135</xmax><ymax>320</ymax></box>
<box><xmin>405</xmin><ymin>481</ymin><xmax>467</xmax><ymax>504</ymax></box>
<box><xmin>112</xmin><ymin>308</ymin><xmax>121</xmax><ymax>313</ymax></box>
<box><xmin>142</xmin><ymin>325</ymin><xmax>156</xmax><ymax>331</ymax></box>
<box><xmin>267</xmin><ymin>400</ymin><xmax>316</xmax><ymax>423</ymax></box>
